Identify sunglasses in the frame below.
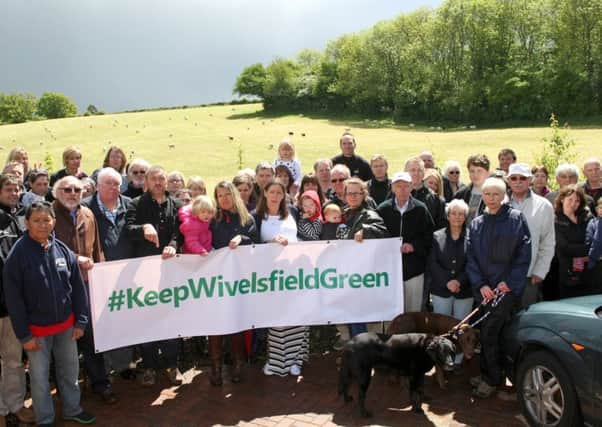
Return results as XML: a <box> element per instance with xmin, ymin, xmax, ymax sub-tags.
<box><xmin>60</xmin><ymin>187</ymin><xmax>83</xmax><ymax>194</ymax></box>
<box><xmin>331</xmin><ymin>178</ymin><xmax>346</xmax><ymax>183</ymax></box>
<box><xmin>509</xmin><ymin>176</ymin><xmax>529</xmax><ymax>182</ymax></box>
<box><xmin>131</xmin><ymin>170</ymin><xmax>146</xmax><ymax>175</ymax></box>
<box><xmin>448</xmin><ymin>170</ymin><xmax>460</xmax><ymax>175</ymax></box>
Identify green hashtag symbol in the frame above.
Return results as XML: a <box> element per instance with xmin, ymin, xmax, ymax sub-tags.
<box><xmin>108</xmin><ymin>290</ymin><xmax>125</xmax><ymax>312</ymax></box>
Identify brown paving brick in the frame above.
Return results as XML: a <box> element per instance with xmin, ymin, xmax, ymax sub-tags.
<box><xmin>42</xmin><ymin>353</ymin><xmax>526</xmax><ymax>427</ymax></box>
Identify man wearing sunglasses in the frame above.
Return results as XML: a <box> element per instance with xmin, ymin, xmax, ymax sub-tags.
<box><xmin>122</xmin><ymin>158</ymin><xmax>150</xmax><ymax>199</ymax></box>
<box><xmin>52</xmin><ymin>176</ymin><xmax>117</xmax><ymax>405</ymax></box>
<box><xmin>507</xmin><ymin>163</ymin><xmax>555</xmax><ymax>308</ymax></box>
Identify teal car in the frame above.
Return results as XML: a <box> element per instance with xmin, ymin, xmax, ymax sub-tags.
<box><xmin>503</xmin><ymin>295</ymin><xmax>602</xmax><ymax>427</ymax></box>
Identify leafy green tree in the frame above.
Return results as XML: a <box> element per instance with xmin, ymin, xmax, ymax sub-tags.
<box><xmin>0</xmin><ymin>92</ymin><xmax>37</xmax><ymax>124</ymax></box>
<box><xmin>263</xmin><ymin>59</ymin><xmax>301</xmax><ymax>110</ymax></box>
<box><xmin>234</xmin><ymin>63</ymin><xmax>267</xmax><ymax>99</ymax></box>
<box><xmin>234</xmin><ymin>0</ymin><xmax>602</xmax><ymax>121</ymax></box>
<box><xmin>37</xmin><ymin>92</ymin><xmax>78</xmax><ymax>119</ymax></box>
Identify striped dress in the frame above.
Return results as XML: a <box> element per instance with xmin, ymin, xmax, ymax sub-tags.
<box><xmin>260</xmin><ymin>214</ymin><xmax>311</xmax><ymax>376</ymax></box>
<box><xmin>265</xmin><ymin>326</ymin><xmax>310</xmax><ymax>376</ymax></box>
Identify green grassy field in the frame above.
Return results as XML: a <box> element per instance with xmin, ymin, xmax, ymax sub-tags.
<box><xmin>1</xmin><ymin>103</ymin><xmax>601</xmax><ymax>189</ymax></box>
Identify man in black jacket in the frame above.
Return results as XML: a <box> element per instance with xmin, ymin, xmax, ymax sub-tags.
<box><xmin>125</xmin><ymin>165</ymin><xmax>182</xmax><ymax>387</ymax></box>
<box><xmin>0</xmin><ymin>174</ymin><xmax>35</xmax><ymax>426</ymax></box>
<box><xmin>331</xmin><ymin>132</ymin><xmax>373</xmax><ymax>182</ymax></box>
<box><xmin>366</xmin><ymin>154</ymin><xmax>391</xmax><ymax>205</ymax></box>
<box><xmin>377</xmin><ymin>172</ymin><xmax>434</xmax><ymax>313</ymax></box>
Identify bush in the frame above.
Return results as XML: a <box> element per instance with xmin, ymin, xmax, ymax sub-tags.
<box><xmin>37</xmin><ymin>92</ymin><xmax>77</xmax><ymax>119</ymax></box>
<box><xmin>0</xmin><ymin>92</ymin><xmax>37</xmax><ymax>124</ymax></box>
<box><xmin>535</xmin><ymin>114</ymin><xmax>576</xmax><ymax>189</ymax></box>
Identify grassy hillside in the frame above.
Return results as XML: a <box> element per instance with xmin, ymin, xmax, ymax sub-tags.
<box><xmin>1</xmin><ymin>103</ymin><xmax>601</xmax><ymax>189</ymax></box>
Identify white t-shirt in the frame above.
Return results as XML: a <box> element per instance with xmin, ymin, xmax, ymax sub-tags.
<box><xmin>260</xmin><ymin>214</ymin><xmax>298</xmax><ymax>243</ymax></box>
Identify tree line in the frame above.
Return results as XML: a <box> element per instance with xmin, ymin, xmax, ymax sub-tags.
<box><xmin>0</xmin><ymin>92</ymin><xmax>105</xmax><ymax>125</ymax></box>
<box><xmin>234</xmin><ymin>0</ymin><xmax>602</xmax><ymax>122</ymax></box>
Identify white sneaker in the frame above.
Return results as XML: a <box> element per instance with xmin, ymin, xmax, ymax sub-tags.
<box><xmin>290</xmin><ymin>364</ymin><xmax>301</xmax><ymax>376</ymax></box>
<box><xmin>263</xmin><ymin>363</ymin><xmax>274</xmax><ymax>376</ymax></box>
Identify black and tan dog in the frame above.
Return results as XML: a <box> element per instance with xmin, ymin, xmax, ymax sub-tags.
<box><xmin>387</xmin><ymin>312</ymin><xmax>479</xmax><ymax>388</ymax></box>
<box><xmin>338</xmin><ymin>332</ymin><xmax>455</xmax><ymax>417</ymax></box>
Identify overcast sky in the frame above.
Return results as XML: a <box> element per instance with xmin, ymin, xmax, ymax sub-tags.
<box><xmin>0</xmin><ymin>1</ymin><xmax>440</xmax><ymax>112</ymax></box>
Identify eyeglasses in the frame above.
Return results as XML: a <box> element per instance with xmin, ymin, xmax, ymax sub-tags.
<box><xmin>131</xmin><ymin>170</ymin><xmax>146</xmax><ymax>175</ymax></box>
<box><xmin>169</xmin><ymin>179</ymin><xmax>183</xmax><ymax>183</ymax></box>
<box><xmin>331</xmin><ymin>178</ymin><xmax>346</xmax><ymax>183</ymax></box>
<box><xmin>448</xmin><ymin>171</ymin><xmax>460</xmax><ymax>175</ymax></box>
<box><xmin>59</xmin><ymin>187</ymin><xmax>82</xmax><ymax>194</ymax></box>
<box><xmin>509</xmin><ymin>176</ymin><xmax>529</xmax><ymax>182</ymax></box>
<box><xmin>346</xmin><ymin>192</ymin><xmax>363</xmax><ymax>197</ymax></box>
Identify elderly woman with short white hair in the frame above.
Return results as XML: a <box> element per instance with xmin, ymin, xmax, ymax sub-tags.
<box><xmin>442</xmin><ymin>160</ymin><xmax>465</xmax><ymax>202</ymax></box>
<box><xmin>428</xmin><ymin>199</ymin><xmax>473</xmax><ymax>331</ymax></box>
<box><xmin>466</xmin><ymin>177</ymin><xmax>531</xmax><ymax>398</ymax></box>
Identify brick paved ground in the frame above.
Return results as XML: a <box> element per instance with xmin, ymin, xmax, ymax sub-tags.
<box><xmin>33</xmin><ymin>351</ymin><xmax>526</xmax><ymax>427</ymax></box>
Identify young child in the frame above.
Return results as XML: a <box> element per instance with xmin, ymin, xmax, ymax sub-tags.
<box><xmin>297</xmin><ymin>190</ymin><xmax>322</xmax><ymax>241</ymax></box>
<box><xmin>586</xmin><ymin>197</ymin><xmax>602</xmax><ymax>293</ymax></box>
<box><xmin>273</xmin><ymin>139</ymin><xmax>302</xmax><ymax>192</ymax></box>
<box><xmin>178</xmin><ymin>195</ymin><xmax>215</xmax><ymax>255</ymax></box>
<box><xmin>320</xmin><ymin>203</ymin><xmax>343</xmax><ymax>240</ymax></box>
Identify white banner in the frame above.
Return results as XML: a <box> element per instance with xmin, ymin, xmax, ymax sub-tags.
<box><xmin>89</xmin><ymin>238</ymin><xmax>403</xmax><ymax>352</ymax></box>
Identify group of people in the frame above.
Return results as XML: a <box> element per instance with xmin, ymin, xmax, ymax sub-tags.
<box><xmin>0</xmin><ymin>136</ymin><xmax>601</xmax><ymax>425</ymax></box>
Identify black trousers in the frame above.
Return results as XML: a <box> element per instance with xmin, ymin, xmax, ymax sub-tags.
<box><xmin>480</xmin><ymin>293</ymin><xmax>517</xmax><ymax>387</ymax></box>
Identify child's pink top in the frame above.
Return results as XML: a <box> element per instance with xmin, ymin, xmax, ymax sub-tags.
<box><xmin>178</xmin><ymin>205</ymin><xmax>212</xmax><ymax>255</ymax></box>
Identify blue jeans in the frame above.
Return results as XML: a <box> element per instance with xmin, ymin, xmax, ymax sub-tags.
<box><xmin>431</xmin><ymin>295</ymin><xmax>474</xmax><ymax>320</ymax></box>
<box><xmin>26</xmin><ymin>327</ymin><xmax>82</xmax><ymax>425</ymax></box>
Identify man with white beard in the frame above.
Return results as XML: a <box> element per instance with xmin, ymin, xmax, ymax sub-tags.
<box><xmin>52</xmin><ymin>176</ymin><xmax>117</xmax><ymax>404</ymax></box>
<box><xmin>122</xmin><ymin>158</ymin><xmax>149</xmax><ymax>199</ymax></box>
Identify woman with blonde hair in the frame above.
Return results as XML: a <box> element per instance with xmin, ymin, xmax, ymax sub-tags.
<box><xmin>208</xmin><ymin>181</ymin><xmax>257</xmax><ymax>385</ymax></box>
<box><xmin>50</xmin><ymin>146</ymin><xmax>87</xmax><ymax>188</ymax></box>
<box><xmin>6</xmin><ymin>147</ymin><xmax>31</xmax><ymax>177</ymax></box>
<box><xmin>424</xmin><ymin>168</ymin><xmax>444</xmax><ymax>198</ymax></box>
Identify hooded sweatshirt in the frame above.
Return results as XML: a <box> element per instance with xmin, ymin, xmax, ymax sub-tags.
<box><xmin>178</xmin><ymin>204</ymin><xmax>212</xmax><ymax>255</ymax></box>
<box><xmin>297</xmin><ymin>190</ymin><xmax>323</xmax><ymax>241</ymax></box>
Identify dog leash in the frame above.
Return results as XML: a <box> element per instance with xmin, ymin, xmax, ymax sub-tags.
<box><xmin>446</xmin><ymin>289</ymin><xmax>506</xmax><ymax>336</ymax></box>
<box><xmin>467</xmin><ymin>291</ymin><xmax>506</xmax><ymax>328</ymax></box>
